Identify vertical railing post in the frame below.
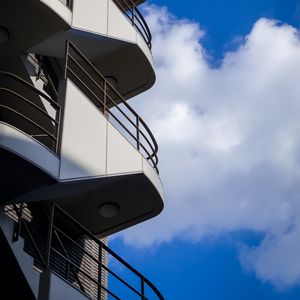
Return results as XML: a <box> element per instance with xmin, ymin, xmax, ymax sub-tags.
<box><xmin>103</xmin><ymin>80</ymin><xmax>107</xmax><ymax>116</ymax></box>
<box><xmin>97</xmin><ymin>243</ymin><xmax>103</xmax><ymax>300</ymax></box>
<box><xmin>131</xmin><ymin>1</ymin><xmax>135</xmax><ymax>25</ymax></box>
<box><xmin>55</xmin><ymin>107</ymin><xmax>61</xmax><ymax>154</ymax></box>
<box><xmin>45</xmin><ymin>204</ymin><xmax>55</xmax><ymax>270</ymax></box>
<box><xmin>64</xmin><ymin>41</ymin><xmax>70</xmax><ymax>80</ymax></box>
<box><xmin>13</xmin><ymin>204</ymin><xmax>23</xmax><ymax>242</ymax></box>
<box><xmin>136</xmin><ymin>116</ymin><xmax>140</xmax><ymax>151</ymax></box>
<box><xmin>141</xmin><ymin>277</ymin><xmax>145</xmax><ymax>300</ymax></box>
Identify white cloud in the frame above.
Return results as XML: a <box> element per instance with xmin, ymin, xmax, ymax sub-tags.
<box><xmin>118</xmin><ymin>6</ymin><xmax>300</xmax><ymax>288</ymax></box>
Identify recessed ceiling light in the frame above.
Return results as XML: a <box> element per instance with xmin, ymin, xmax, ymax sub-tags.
<box><xmin>98</xmin><ymin>202</ymin><xmax>120</xmax><ymax>218</ymax></box>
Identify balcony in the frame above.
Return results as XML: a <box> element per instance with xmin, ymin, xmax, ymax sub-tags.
<box><xmin>3</xmin><ymin>203</ymin><xmax>164</xmax><ymax>300</ymax></box>
<box><xmin>29</xmin><ymin>0</ymin><xmax>155</xmax><ymax>99</ymax></box>
<box><xmin>57</xmin><ymin>0</ymin><xmax>151</xmax><ymax>49</ymax></box>
<box><xmin>0</xmin><ymin>41</ymin><xmax>163</xmax><ymax>236</ymax></box>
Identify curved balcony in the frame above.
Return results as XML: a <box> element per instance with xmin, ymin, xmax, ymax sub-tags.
<box><xmin>0</xmin><ymin>45</ymin><xmax>158</xmax><ymax>172</ymax></box>
<box><xmin>113</xmin><ymin>0</ymin><xmax>152</xmax><ymax>49</ymax></box>
<box><xmin>0</xmin><ymin>72</ymin><xmax>61</xmax><ymax>154</ymax></box>
<box><xmin>0</xmin><ymin>42</ymin><xmax>163</xmax><ymax>236</ymax></box>
<box><xmin>58</xmin><ymin>0</ymin><xmax>151</xmax><ymax>49</ymax></box>
<box><xmin>30</xmin><ymin>0</ymin><xmax>155</xmax><ymax>100</ymax></box>
<box><xmin>58</xmin><ymin>0</ymin><xmax>73</xmax><ymax>10</ymax></box>
<box><xmin>65</xmin><ymin>41</ymin><xmax>158</xmax><ymax>173</ymax></box>
<box><xmin>9</xmin><ymin>203</ymin><xmax>164</xmax><ymax>300</ymax></box>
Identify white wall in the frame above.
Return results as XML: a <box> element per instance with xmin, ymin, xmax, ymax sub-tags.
<box><xmin>72</xmin><ymin>0</ymin><xmax>109</xmax><ymax>36</ymax></box>
<box><xmin>41</xmin><ymin>0</ymin><xmax>72</xmax><ymax>25</ymax></box>
<box><xmin>71</xmin><ymin>0</ymin><xmax>152</xmax><ymax>66</ymax></box>
<box><xmin>59</xmin><ymin>79</ymin><xmax>162</xmax><ymax>198</ymax></box>
<box><xmin>46</xmin><ymin>272</ymin><xmax>89</xmax><ymax>300</ymax></box>
<box><xmin>0</xmin><ymin>122</ymin><xmax>60</xmax><ymax>178</ymax></box>
<box><xmin>59</xmin><ymin>81</ymin><xmax>107</xmax><ymax>180</ymax></box>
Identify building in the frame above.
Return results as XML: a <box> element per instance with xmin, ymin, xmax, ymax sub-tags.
<box><xmin>0</xmin><ymin>0</ymin><xmax>164</xmax><ymax>299</ymax></box>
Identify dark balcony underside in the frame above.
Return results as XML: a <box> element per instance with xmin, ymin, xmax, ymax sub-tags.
<box><xmin>0</xmin><ymin>146</ymin><xmax>56</xmax><ymax>203</ymax></box>
<box><xmin>0</xmin><ymin>146</ymin><xmax>163</xmax><ymax>236</ymax></box>
<box><xmin>0</xmin><ymin>227</ymin><xmax>36</xmax><ymax>300</ymax></box>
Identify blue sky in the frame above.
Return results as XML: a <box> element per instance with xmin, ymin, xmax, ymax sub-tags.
<box><xmin>110</xmin><ymin>1</ymin><xmax>300</xmax><ymax>299</ymax></box>
<box><xmin>148</xmin><ymin>0</ymin><xmax>300</xmax><ymax>64</ymax></box>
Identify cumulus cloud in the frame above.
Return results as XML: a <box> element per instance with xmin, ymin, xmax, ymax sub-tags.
<box><xmin>118</xmin><ymin>6</ymin><xmax>300</xmax><ymax>288</ymax></box>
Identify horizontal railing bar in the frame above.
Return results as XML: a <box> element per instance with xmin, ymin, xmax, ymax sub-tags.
<box><xmin>66</xmin><ymin>67</ymin><xmax>105</xmax><ymax>108</ymax></box>
<box><xmin>106</xmin><ymin>95</ymin><xmax>139</xmax><ymax>129</ymax></box>
<box><xmin>101</xmin><ymin>264</ymin><xmax>147</xmax><ymax>299</ymax></box>
<box><xmin>53</xmin><ymin>226</ymin><xmax>146</xmax><ymax>299</ymax></box>
<box><xmin>53</xmin><ymin>204</ymin><xmax>150</xmax><ymax>282</ymax></box>
<box><xmin>12</xmin><ymin>205</ymin><xmax>46</xmax><ymax>267</ymax></box>
<box><xmin>53</xmin><ymin>226</ymin><xmax>101</xmax><ymax>265</ymax></box>
<box><xmin>0</xmin><ymin>105</ymin><xmax>58</xmax><ymax>142</ymax></box>
<box><xmin>68</xmin><ymin>43</ymin><xmax>107</xmax><ymax>83</ymax></box>
<box><xmin>109</xmin><ymin>111</ymin><xmax>139</xmax><ymax>142</ymax></box>
<box><xmin>52</xmin><ymin>231</ymin><xmax>86</xmax><ymax>292</ymax></box>
<box><xmin>69</xmin><ymin>42</ymin><xmax>139</xmax><ymax>117</ymax></box>
<box><xmin>0</xmin><ymin>88</ymin><xmax>59</xmax><ymax>124</ymax></box>
<box><xmin>67</xmin><ymin>64</ymin><xmax>156</xmax><ymax>160</ymax></box>
<box><xmin>66</xmin><ymin>41</ymin><xmax>158</xmax><ymax>171</ymax></box>
<box><xmin>0</xmin><ymin>71</ymin><xmax>61</xmax><ymax>109</ymax></box>
<box><xmin>68</xmin><ymin>54</ymin><xmax>105</xmax><ymax>93</ymax></box>
<box><xmin>54</xmin><ymin>215</ymin><xmax>165</xmax><ymax>300</ymax></box>
<box><xmin>113</xmin><ymin>0</ymin><xmax>152</xmax><ymax>48</ymax></box>
<box><xmin>68</xmin><ymin>57</ymin><xmax>157</xmax><ymax>157</ymax></box>
<box><xmin>51</xmin><ymin>248</ymin><xmax>121</xmax><ymax>300</ymax></box>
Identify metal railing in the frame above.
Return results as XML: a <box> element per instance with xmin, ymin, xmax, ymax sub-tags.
<box><xmin>113</xmin><ymin>0</ymin><xmax>152</xmax><ymax>49</ymax></box>
<box><xmin>0</xmin><ymin>72</ymin><xmax>61</xmax><ymax>154</ymax></box>
<box><xmin>64</xmin><ymin>41</ymin><xmax>159</xmax><ymax>173</ymax></box>
<box><xmin>59</xmin><ymin>0</ymin><xmax>73</xmax><ymax>10</ymax></box>
<box><xmin>11</xmin><ymin>203</ymin><xmax>164</xmax><ymax>300</ymax></box>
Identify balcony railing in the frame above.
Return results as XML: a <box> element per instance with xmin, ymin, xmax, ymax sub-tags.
<box><xmin>0</xmin><ymin>72</ymin><xmax>61</xmax><ymax>154</ymax></box>
<box><xmin>10</xmin><ymin>203</ymin><xmax>164</xmax><ymax>300</ymax></box>
<box><xmin>113</xmin><ymin>0</ymin><xmax>152</xmax><ymax>49</ymax></box>
<box><xmin>64</xmin><ymin>41</ymin><xmax>159</xmax><ymax>173</ymax></box>
<box><xmin>59</xmin><ymin>0</ymin><xmax>73</xmax><ymax>10</ymax></box>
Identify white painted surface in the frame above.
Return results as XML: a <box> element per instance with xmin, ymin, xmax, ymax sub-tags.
<box><xmin>41</xmin><ymin>0</ymin><xmax>72</xmax><ymax>25</ymax></box>
<box><xmin>59</xmin><ymin>80</ymin><xmax>107</xmax><ymax>180</ymax></box>
<box><xmin>142</xmin><ymin>157</ymin><xmax>163</xmax><ymax>198</ymax></box>
<box><xmin>48</xmin><ymin>272</ymin><xmax>88</xmax><ymax>300</ymax></box>
<box><xmin>107</xmin><ymin>0</ymin><xmax>136</xmax><ymax>42</ymax></box>
<box><xmin>106</xmin><ymin>121</ymin><xmax>143</xmax><ymax>175</ymax></box>
<box><xmin>0</xmin><ymin>123</ymin><xmax>59</xmax><ymax>178</ymax></box>
<box><xmin>72</xmin><ymin>0</ymin><xmax>108</xmax><ymax>35</ymax></box>
<box><xmin>136</xmin><ymin>33</ymin><xmax>155</xmax><ymax>72</ymax></box>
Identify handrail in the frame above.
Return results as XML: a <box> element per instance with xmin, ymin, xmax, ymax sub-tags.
<box><xmin>49</xmin><ymin>204</ymin><xmax>164</xmax><ymax>300</ymax></box>
<box><xmin>65</xmin><ymin>41</ymin><xmax>159</xmax><ymax>173</ymax></box>
<box><xmin>113</xmin><ymin>0</ymin><xmax>152</xmax><ymax>49</ymax></box>
<box><xmin>0</xmin><ymin>71</ymin><xmax>61</xmax><ymax>154</ymax></box>
<box><xmin>59</xmin><ymin>0</ymin><xmax>73</xmax><ymax>10</ymax></box>
<box><xmin>12</xmin><ymin>204</ymin><xmax>46</xmax><ymax>267</ymax></box>
<box><xmin>42</xmin><ymin>207</ymin><xmax>86</xmax><ymax>293</ymax></box>
<box><xmin>10</xmin><ymin>202</ymin><xmax>164</xmax><ymax>299</ymax></box>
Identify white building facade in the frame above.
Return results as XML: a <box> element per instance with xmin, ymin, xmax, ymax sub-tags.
<box><xmin>0</xmin><ymin>0</ymin><xmax>164</xmax><ymax>299</ymax></box>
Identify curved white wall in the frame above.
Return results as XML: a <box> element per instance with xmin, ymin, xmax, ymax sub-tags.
<box><xmin>41</xmin><ymin>0</ymin><xmax>72</xmax><ymax>24</ymax></box>
<box><xmin>0</xmin><ymin>122</ymin><xmax>60</xmax><ymax>178</ymax></box>
<box><xmin>71</xmin><ymin>0</ymin><xmax>155</xmax><ymax>69</ymax></box>
<box><xmin>59</xmin><ymin>80</ymin><xmax>163</xmax><ymax>197</ymax></box>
